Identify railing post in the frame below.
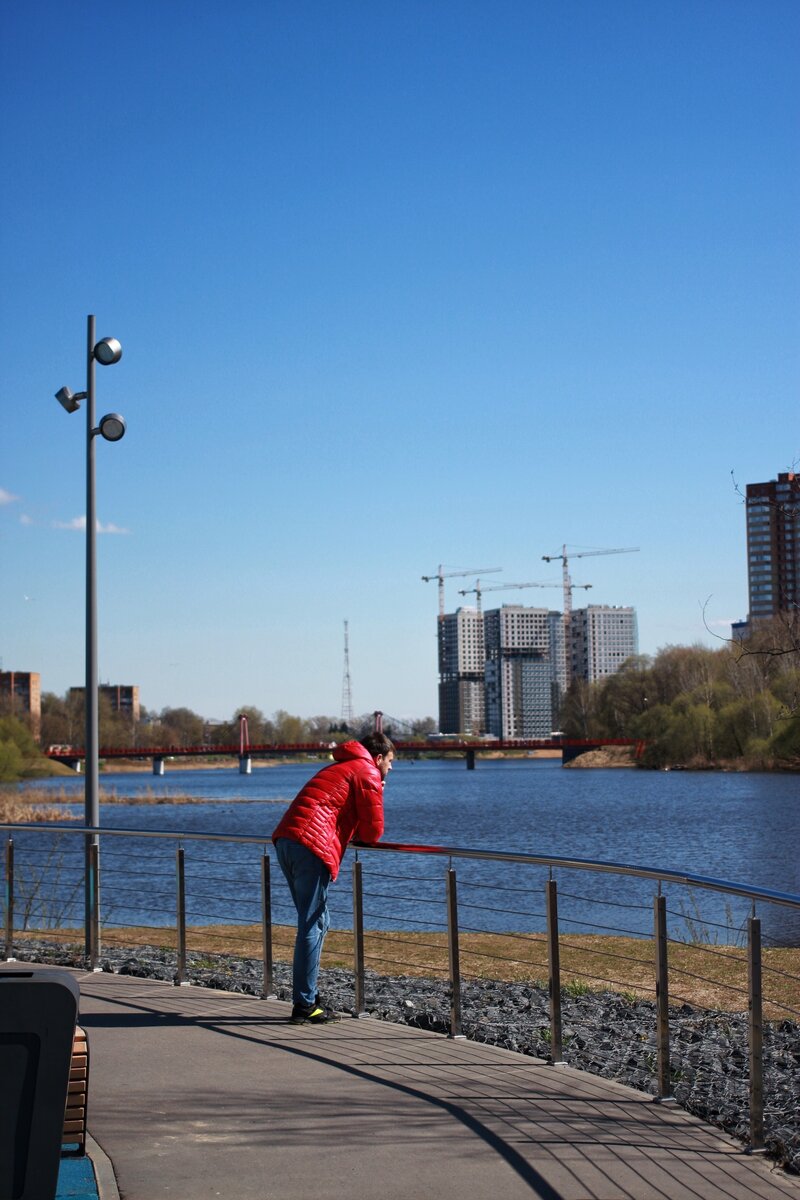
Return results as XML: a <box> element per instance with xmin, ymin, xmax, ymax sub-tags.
<box><xmin>4</xmin><ymin>837</ymin><xmax>14</xmax><ymax>961</ymax></box>
<box><xmin>446</xmin><ymin>865</ymin><xmax>464</xmax><ymax>1038</ymax></box>
<box><xmin>175</xmin><ymin>844</ymin><xmax>187</xmax><ymax>985</ymax></box>
<box><xmin>352</xmin><ymin>856</ymin><xmax>367</xmax><ymax>1016</ymax></box>
<box><xmin>261</xmin><ymin>851</ymin><xmax>276</xmax><ymax>999</ymax></box>
<box><xmin>89</xmin><ymin>840</ymin><xmax>101</xmax><ymax>970</ymax></box>
<box><xmin>747</xmin><ymin>914</ymin><xmax>765</xmax><ymax>1153</ymax></box>
<box><xmin>546</xmin><ymin>877</ymin><xmax>563</xmax><ymax>1064</ymax></box>
<box><xmin>654</xmin><ymin>891</ymin><xmax>672</xmax><ymax>1100</ymax></box>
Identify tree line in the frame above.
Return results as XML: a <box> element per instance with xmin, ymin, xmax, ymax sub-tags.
<box><xmin>559</xmin><ymin>616</ymin><xmax>800</xmax><ymax>769</ymax></box>
<box><xmin>0</xmin><ymin>698</ymin><xmax>437</xmax><ymax>782</ymax></box>
<box><xmin>4</xmin><ymin>693</ymin><xmax>436</xmax><ymax>757</ymax></box>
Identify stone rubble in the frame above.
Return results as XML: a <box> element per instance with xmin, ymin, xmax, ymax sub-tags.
<box><xmin>12</xmin><ymin>940</ymin><xmax>799</xmax><ymax>1176</ymax></box>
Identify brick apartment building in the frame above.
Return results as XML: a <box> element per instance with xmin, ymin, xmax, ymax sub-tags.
<box><xmin>0</xmin><ymin>670</ymin><xmax>42</xmax><ymax>739</ymax></box>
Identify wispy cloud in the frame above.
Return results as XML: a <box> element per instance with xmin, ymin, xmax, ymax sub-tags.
<box><xmin>0</xmin><ymin>487</ymin><xmax>20</xmax><ymax>505</ymax></box>
<box><xmin>53</xmin><ymin>516</ymin><xmax>131</xmax><ymax>535</ymax></box>
<box><xmin>20</xmin><ymin>514</ymin><xmax>34</xmax><ymax>526</ymax></box>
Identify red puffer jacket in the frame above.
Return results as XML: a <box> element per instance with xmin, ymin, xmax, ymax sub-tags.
<box><xmin>272</xmin><ymin>741</ymin><xmax>384</xmax><ymax>880</ymax></box>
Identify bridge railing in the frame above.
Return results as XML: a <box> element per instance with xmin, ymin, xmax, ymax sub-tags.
<box><xmin>2</xmin><ymin>821</ymin><xmax>799</xmax><ymax>1161</ymax></box>
<box><xmin>44</xmin><ymin>735</ymin><xmax>643</xmax><ymax>762</ymax></box>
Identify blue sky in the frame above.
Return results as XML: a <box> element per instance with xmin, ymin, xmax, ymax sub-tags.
<box><xmin>1</xmin><ymin>0</ymin><xmax>798</xmax><ymax>723</ymax></box>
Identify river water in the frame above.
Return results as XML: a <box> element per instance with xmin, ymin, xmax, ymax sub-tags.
<box><xmin>15</xmin><ymin>759</ymin><xmax>800</xmax><ymax>945</ymax></box>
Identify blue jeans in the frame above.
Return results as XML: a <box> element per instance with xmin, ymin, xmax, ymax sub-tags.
<box><xmin>275</xmin><ymin>838</ymin><xmax>331</xmax><ymax>1006</ymax></box>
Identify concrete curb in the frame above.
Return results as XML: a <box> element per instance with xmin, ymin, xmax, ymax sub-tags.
<box><xmin>86</xmin><ymin>1133</ymin><xmax>120</xmax><ymax>1200</ymax></box>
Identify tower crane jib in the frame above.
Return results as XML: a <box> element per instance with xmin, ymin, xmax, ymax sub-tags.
<box><xmin>458</xmin><ymin>580</ymin><xmax>592</xmax><ymax>612</ymax></box>
<box><xmin>540</xmin><ymin>544</ymin><xmax>640</xmax><ymax>684</ymax></box>
<box><xmin>421</xmin><ymin>565</ymin><xmax>502</xmax><ymax>619</ymax></box>
<box><xmin>541</xmin><ymin>545</ymin><xmax>639</xmax><ymax>616</ymax></box>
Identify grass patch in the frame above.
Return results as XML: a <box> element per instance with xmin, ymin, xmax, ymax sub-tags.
<box><xmin>19</xmin><ymin>925</ymin><xmax>800</xmax><ymax>1020</ymax></box>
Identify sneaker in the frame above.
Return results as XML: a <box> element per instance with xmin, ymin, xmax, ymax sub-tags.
<box><xmin>290</xmin><ymin>1001</ymin><xmax>341</xmax><ymax>1025</ymax></box>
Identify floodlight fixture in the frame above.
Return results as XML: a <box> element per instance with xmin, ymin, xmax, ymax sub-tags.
<box><xmin>55</xmin><ymin>385</ymin><xmax>86</xmax><ymax>413</ymax></box>
<box><xmin>93</xmin><ymin>337</ymin><xmax>122</xmax><ymax>366</ymax></box>
<box><xmin>97</xmin><ymin>413</ymin><xmax>126</xmax><ymax>442</ymax></box>
<box><xmin>92</xmin><ymin>336</ymin><xmax>122</xmax><ymax>362</ymax></box>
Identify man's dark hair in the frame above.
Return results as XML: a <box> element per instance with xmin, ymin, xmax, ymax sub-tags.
<box><xmin>360</xmin><ymin>732</ymin><xmax>395</xmax><ymax>758</ymax></box>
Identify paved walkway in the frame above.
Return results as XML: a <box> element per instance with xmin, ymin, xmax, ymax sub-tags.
<box><xmin>56</xmin><ymin>968</ymin><xmax>800</xmax><ymax>1198</ymax></box>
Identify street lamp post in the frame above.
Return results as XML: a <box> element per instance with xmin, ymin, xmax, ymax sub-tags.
<box><xmin>56</xmin><ymin>314</ymin><xmax>126</xmax><ymax>964</ymax></box>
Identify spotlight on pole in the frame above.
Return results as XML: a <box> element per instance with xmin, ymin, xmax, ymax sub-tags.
<box><xmin>55</xmin><ymin>385</ymin><xmax>86</xmax><ymax>413</ymax></box>
<box><xmin>53</xmin><ymin>315</ymin><xmax>126</xmax><ymax>967</ymax></box>
<box><xmin>97</xmin><ymin>413</ymin><xmax>126</xmax><ymax>442</ymax></box>
<box><xmin>93</xmin><ymin>337</ymin><xmax>123</xmax><ymax>366</ymax></box>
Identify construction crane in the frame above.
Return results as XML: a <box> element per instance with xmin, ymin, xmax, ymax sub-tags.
<box><xmin>458</xmin><ymin>579</ymin><xmax>591</xmax><ymax>616</ymax></box>
<box><xmin>421</xmin><ymin>565</ymin><xmax>502</xmax><ymax>620</ymax></box>
<box><xmin>541</xmin><ymin>545</ymin><xmax>639</xmax><ymax>685</ymax></box>
<box><xmin>540</xmin><ymin>545</ymin><xmax>639</xmax><ymax>623</ymax></box>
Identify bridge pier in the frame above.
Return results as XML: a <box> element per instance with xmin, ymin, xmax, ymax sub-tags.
<box><xmin>153</xmin><ymin>757</ymin><xmax>165</xmax><ymax>776</ymax></box>
<box><xmin>239</xmin><ymin>755</ymin><xmax>252</xmax><ymax>775</ymax></box>
<box><xmin>465</xmin><ymin>749</ymin><xmax>476</xmax><ymax>770</ymax></box>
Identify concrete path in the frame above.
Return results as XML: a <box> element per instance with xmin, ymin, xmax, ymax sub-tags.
<box><xmin>62</xmin><ymin>969</ymin><xmax>800</xmax><ymax>1198</ymax></box>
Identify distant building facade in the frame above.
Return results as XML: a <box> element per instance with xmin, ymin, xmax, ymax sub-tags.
<box><xmin>483</xmin><ymin>606</ymin><xmax>565</xmax><ymax>739</ymax></box>
<box><xmin>435</xmin><ymin>600</ymin><xmax>638</xmax><ymax>738</ymax></box>
<box><xmin>437</xmin><ymin>607</ymin><xmax>486</xmax><ymax>734</ymax></box>
<box><xmin>0</xmin><ymin>671</ymin><xmax>42</xmax><ymax>739</ymax></box>
<box><xmin>570</xmin><ymin>606</ymin><xmax>639</xmax><ymax>683</ymax></box>
<box><xmin>745</xmin><ymin>472</ymin><xmax>800</xmax><ymax>621</ymax></box>
<box><xmin>70</xmin><ymin>684</ymin><xmax>140</xmax><ymax>724</ymax></box>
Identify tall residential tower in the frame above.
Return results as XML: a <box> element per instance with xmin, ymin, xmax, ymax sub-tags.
<box><xmin>437</xmin><ymin>606</ymin><xmax>486</xmax><ymax>734</ymax></box>
<box><xmin>746</xmin><ymin>472</ymin><xmax>800</xmax><ymax>621</ymax></box>
<box><xmin>570</xmin><ymin>606</ymin><xmax>639</xmax><ymax>683</ymax></box>
<box><xmin>483</xmin><ymin>606</ymin><xmax>565</xmax><ymax>739</ymax></box>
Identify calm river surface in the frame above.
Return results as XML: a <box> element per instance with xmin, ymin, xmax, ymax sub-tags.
<box><xmin>17</xmin><ymin>759</ymin><xmax>800</xmax><ymax>945</ymax></box>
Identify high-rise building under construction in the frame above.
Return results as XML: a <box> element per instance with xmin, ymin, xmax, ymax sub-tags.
<box><xmin>438</xmin><ymin>607</ymin><xmax>486</xmax><ymax>735</ymax></box>
<box><xmin>570</xmin><ymin>606</ymin><xmax>639</xmax><ymax>683</ymax></box>
<box><xmin>483</xmin><ymin>606</ymin><xmax>566</xmax><ymax>739</ymax></box>
<box><xmin>436</xmin><ymin>602</ymin><xmax>637</xmax><ymax>735</ymax></box>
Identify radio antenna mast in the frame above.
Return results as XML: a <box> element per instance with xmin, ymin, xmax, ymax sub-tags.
<box><xmin>341</xmin><ymin>620</ymin><xmax>354</xmax><ymax>728</ymax></box>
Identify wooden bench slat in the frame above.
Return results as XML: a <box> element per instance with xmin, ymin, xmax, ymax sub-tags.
<box><xmin>62</xmin><ymin>1025</ymin><xmax>89</xmax><ymax>1157</ymax></box>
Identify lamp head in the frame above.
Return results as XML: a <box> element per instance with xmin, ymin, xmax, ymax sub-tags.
<box><xmin>98</xmin><ymin>412</ymin><xmax>126</xmax><ymax>442</ymax></box>
<box><xmin>55</xmin><ymin>386</ymin><xmax>83</xmax><ymax>413</ymax></box>
<box><xmin>93</xmin><ymin>337</ymin><xmax>122</xmax><ymax>366</ymax></box>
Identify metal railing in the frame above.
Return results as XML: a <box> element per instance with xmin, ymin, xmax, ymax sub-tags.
<box><xmin>3</xmin><ymin>821</ymin><xmax>799</xmax><ymax>1157</ymax></box>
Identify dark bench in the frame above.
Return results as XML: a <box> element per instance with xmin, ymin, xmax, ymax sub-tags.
<box><xmin>0</xmin><ymin>968</ymin><xmax>80</xmax><ymax>1199</ymax></box>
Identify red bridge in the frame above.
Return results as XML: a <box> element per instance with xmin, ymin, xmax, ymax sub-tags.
<box><xmin>45</xmin><ymin>737</ymin><xmax>643</xmax><ymax>774</ymax></box>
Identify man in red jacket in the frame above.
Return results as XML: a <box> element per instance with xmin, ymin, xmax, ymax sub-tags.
<box><xmin>272</xmin><ymin>732</ymin><xmax>394</xmax><ymax>1024</ymax></box>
